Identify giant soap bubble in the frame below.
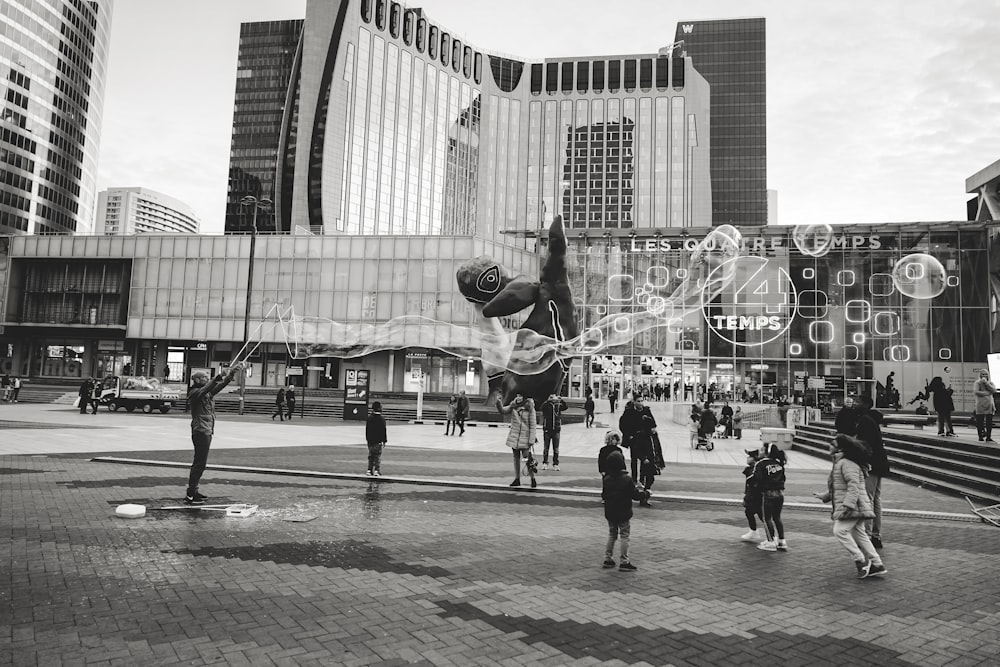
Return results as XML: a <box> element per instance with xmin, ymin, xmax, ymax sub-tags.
<box><xmin>891</xmin><ymin>253</ymin><xmax>947</xmax><ymax>299</ymax></box>
<box><xmin>792</xmin><ymin>223</ymin><xmax>834</xmax><ymax>257</ymax></box>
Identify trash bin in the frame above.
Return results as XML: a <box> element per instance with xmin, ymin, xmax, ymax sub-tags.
<box><xmin>760</xmin><ymin>427</ymin><xmax>796</xmax><ymax>451</ymax></box>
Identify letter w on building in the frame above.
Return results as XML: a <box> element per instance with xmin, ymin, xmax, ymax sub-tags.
<box><xmin>681</xmin><ymin>24</ymin><xmax>694</xmax><ymax>33</ymax></box>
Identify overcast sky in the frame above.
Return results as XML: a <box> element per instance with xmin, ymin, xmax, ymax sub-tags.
<box><xmin>95</xmin><ymin>0</ymin><xmax>1000</xmax><ymax>235</ymax></box>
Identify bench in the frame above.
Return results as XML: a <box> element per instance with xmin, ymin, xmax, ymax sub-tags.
<box><xmin>881</xmin><ymin>414</ymin><xmax>936</xmax><ymax>430</ymax></box>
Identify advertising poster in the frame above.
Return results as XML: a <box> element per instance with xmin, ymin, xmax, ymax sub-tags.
<box><xmin>344</xmin><ymin>368</ymin><xmax>369</xmax><ymax>421</ymax></box>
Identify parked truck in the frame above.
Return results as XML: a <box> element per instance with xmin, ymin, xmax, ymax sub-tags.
<box><xmin>98</xmin><ymin>375</ymin><xmax>183</xmax><ymax>413</ymax></box>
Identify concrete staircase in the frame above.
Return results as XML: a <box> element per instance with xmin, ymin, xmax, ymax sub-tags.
<box><xmin>793</xmin><ymin>422</ymin><xmax>1000</xmax><ymax>504</ymax></box>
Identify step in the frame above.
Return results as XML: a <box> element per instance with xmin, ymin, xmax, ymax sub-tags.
<box><xmin>889</xmin><ymin>458</ymin><xmax>1000</xmax><ymax>499</ymax></box>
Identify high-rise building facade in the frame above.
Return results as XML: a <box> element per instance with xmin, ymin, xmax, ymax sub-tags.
<box><xmin>0</xmin><ymin>0</ymin><xmax>114</xmax><ymax>235</ymax></box>
<box><xmin>224</xmin><ymin>19</ymin><xmax>303</xmax><ymax>234</ymax></box>
<box><xmin>95</xmin><ymin>187</ymin><xmax>200</xmax><ymax>235</ymax></box>
<box><xmin>230</xmin><ymin>0</ymin><xmax>714</xmax><ymax>239</ymax></box>
<box><xmin>674</xmin><ymin>18</ymin><xmax>766</xmax><ymax>226</ymax></box>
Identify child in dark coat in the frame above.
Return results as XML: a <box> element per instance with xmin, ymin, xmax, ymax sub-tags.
<box><xmin>597</xmin><ymin>430</ymin><xmax>623</xmax><ymax>477</ymax></box>
<box><xmin>741</xmin><ymin>448</ymin><xmax>764</xmax><ymax>543</ymax></box>
<box><xmin>601</xmin><ymin>450</ymin><xmax>646</xmax><ymax>571</ymax></box>
<box><xmin>365</xmin><ymin>401</ymin><xmax>388</xmax><ymax>476</ymax></box>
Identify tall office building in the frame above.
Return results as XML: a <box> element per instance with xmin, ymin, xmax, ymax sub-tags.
<box><xmin>224</xmin><ymin>19</ymin><xmax>304</xmax><ymax>234</ymax></box>
<box><xmin>95</xmin><ymin>187</ymin><xmax>200</xmax><ymax>235</ymax></box>
<box><xmin>230</xmin><ymin>1</ymin><xmax>716</xmax><ymax>239</ymax></box>
<box><xmin>0</xmin><ymin>0</ymin><xmax>114</xmax><ymax>235</ymax></box>
<box><xmin>674</xmin><ymin>18</ymin><xmax>766</xmax><ymax>226</ymax></box>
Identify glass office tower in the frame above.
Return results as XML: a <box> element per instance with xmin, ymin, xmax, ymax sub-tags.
<box><xmin>0</xmin><ymin>0</ymin><xmax>114</xmax><ymax>234</ymax></box>
<box><xmin>674</xmin><ymin>18</ymin><xmax>767</xmax><ymax>226</ymax></box>
<box><xmin>224</xmin><ymin>19</ymin><xmax>304</xmax><ymax>234</ymax></box>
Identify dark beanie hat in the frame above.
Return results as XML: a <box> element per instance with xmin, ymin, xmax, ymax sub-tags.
<box><xmin>606</xmin><ymin>449</ymin><xmax>627</xmax><ymax>471</ymax></box>
<box><xmin>371</xmin><ymin>401</ymin><xmax>382</xmax><ymax>412</ymax></box>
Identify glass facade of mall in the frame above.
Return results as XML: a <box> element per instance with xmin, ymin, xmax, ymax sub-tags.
<box><xmin>1</xmin><ymin>222</ymin><xmax>995</xmax><ymax>413</ymax></box>
<box><xmin>0</xmin><ymin>233</ymin><xmax>535</xmax><ymax>394</ymax></box>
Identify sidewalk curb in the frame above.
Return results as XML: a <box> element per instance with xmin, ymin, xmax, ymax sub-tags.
<box><xmin>90</xmin><ymin>456</ymin><xmax>981</xmax><ymax>523</ymax></box>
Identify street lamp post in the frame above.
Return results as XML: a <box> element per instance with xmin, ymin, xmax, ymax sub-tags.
<box><xmin>237</xmin><ymin>195</ymin><xmax>272</xmax><ymax>415</ymax></box>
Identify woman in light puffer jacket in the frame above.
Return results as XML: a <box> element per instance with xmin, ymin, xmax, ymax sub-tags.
<box><xmin>814</xmin><ymin>434</ymin><xmax>887</xmax><ymax>579</ymax></box>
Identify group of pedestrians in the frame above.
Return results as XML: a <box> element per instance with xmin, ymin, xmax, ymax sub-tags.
<box><xmin>826</xmin><ymin>394</ymin><xmax>890</xmax><ymax>578</ymax></box>
<box><xmin>77</xmin><ymin>377</ymin><xmax>101</xmax><ymax>414</ymax></box>
<box><xmin>270</xmin><ymin>385</ymin><xmax>296</xmax><ymax>420</ymax></box>
<box><xmin>1</xmin><ymin>375</ymin><xmax>22</xmax><ymax>403</ymax></box>
<box><xmin>444</xmin><ymin>391</ymin><xmax>469</xmax><ymax>436</ymax></box>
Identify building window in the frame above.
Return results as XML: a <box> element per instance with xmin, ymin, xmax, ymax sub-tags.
<box><xmin>545</xmin><ymin>62</ymin><xmax>558</xmax><ymax>93</ymax></box>
<box><xmin>608</xmin><ymin>60</ymin><xmax>620</xmax><ymax>91</ymax></box>
<box><xmin>561</xmin><ymin>61</ymin><xmax>573</xmax><ymax>93</ymax></box>
<box><xmin>361</xmin><ymin>0</ymin><xmax>371</xmax><ymax>22</ymax></box>
<box><xmin>452</xmin><ymin>39</ymin><xmax>462</xmax><ymax>73</ymax></box>
<box><xmin>463</xmin><ymin>46</ymin><xmax>472</xmax><ymax>78</ymax></box>
<box><xmin>389</xmin><ymin>3</ymin><xmax>400</xmax><ymax>38</ymax></box>
<box><xmin>530</xmin><ymin>63</ymin><xmax>543</xmax><ymax>94</ymax></box>
<box><xmin>474</xmin><ymin>52</ymin><xmax>482</xmax><ymax>84</ymax></box>
<box><xmin>656</xmin><ymin>57</ymin><xmax>670</xmax><ymax>89</ymax></box>
<box><xmin>415</xmin><ymin>18</ymin><xmax>425</xmax><ymax>51</ymax></box>
<box><xmin>576</xmin><ymin>61</ymin><xmax>589</xmax><ymax>92</ymax></box>
<box><xmin>375</xmin><ymin>0</ymin><xmax>386</xmax><ymax>30</ymax></box>
<box><xmin>639</xmin><ymin>58</ymin><xmax>652</xmax><ymax>90</ymax></box>
<box><xmin>623</xmin><ymin>59</ymin><xmax>636</xmax><ymax>91</ymax></box>
<box><xmin>441</xmin><ymin>33</ymin><xmax>450</xmax><ymax>66</ymax></box>
<box><xmin>402</xmin><ymin>10</ymin><xmax>413</xmax><ymax>44</ymax></box>
<box><xmin>428</xmin><ymin>26</ymin><xmax>438</xmax><ymax>58</ymax></box>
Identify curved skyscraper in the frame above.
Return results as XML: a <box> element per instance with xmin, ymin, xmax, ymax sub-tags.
<box><xmin>268</xmin><ymin>0</ymin><xmax>713</xmax><ymax>240</ymax></box>
<box><xmin>0</xmin><ymin>0</ymin><xmax>114</xmax><ymax>235</ymax></box>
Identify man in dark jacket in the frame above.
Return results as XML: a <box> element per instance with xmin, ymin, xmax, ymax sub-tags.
<box><xmin>834</xmin><ymin>397</ymin><xmax>859</xmax><ymax>435</ymax></box>
<box><xmin>540</xmin><ymin>393</ymin><xmax>568</xmax><ymax>470</ymax></box>
<box><xmin>185</xmin><ymin>362</ymin><xmax>242</xmax><ymax>504</ymax></box>
<box><xmin>601</xmin><ymin>450</ymin><xmax>645</xmax><ymax>571</ymax></box>
<box><xmin>456</xmin><ymin>390</ymin><xmax>470</xmax><ymax>436</ymax></box>
<box><xmin>856</xmin><ymin>395</ymin><xmax>889</xmax><ymax>549</ymax></box>
<box><xmin>618</xmin><ymin>396</ymin><xmax>657</xmax><ymax>497</ymax></box>
<box><xmin>78</xmin><ymin>378</ymin><xmax>93</xmax><ymax>414</ymax></box>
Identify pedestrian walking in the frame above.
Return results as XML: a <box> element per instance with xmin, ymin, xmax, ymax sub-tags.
<box><xmin>445</xmin><ymin>394</ymin><xmax>458</xmax><ymax>435</ymax></box>
<box><xmin>500</xmin><ymin>393</ymin><xmax>537</xmax><ymax>488</ymax></box>
<box><xmin>856</xmin><ymin>395</ymin><xmax>888</xmax><ymax>550</ymax></box>
<box><xmin>285</xmin><ymin>385</ymin><xmax>296</xmax><ymax>420</ymax></box>
<box><xmin>90</xmin><ymin>377</ymin><xmax>102</xmax><ymax>414</ymax></box>
<box><xmin>540</xmin><ymin>393</ymin><xmax>567</xmax><ymax>470</ymax></box>
<box><xmin>78</xmin><ymin>378</ymin><xmax>93</xmax><ymax>414</ymax></box>
<box><xmin>834</xmin><ymin>396</ymin><xmax>859</xmax><ymax>435</ymax></box>
<box><xmin>721</xmin><ymin>400</ymin><xmax>734</xmax><ymax>438</ymax></box>
<box><xmin>813</xmin><ymin>434</ymin><xmax>887</xmax><ymax>579</ymax></box>
<box><xmin>601</xmin><ymin>450</ymin><xmax>646</xmax><ymax>571</ymax></box>
<box><xmin>9</xmin><ymin>376</ymin><xmax>20</xmax><ymax>402</ymax></box>
<box><xmin>618</xmin><ymin>395</ymin><xmax>657</xmax><ymax>504</ymax></box>
<box><xmin>365</xmin><ymin>400</ymin><xmax>388</xmax><ymax>476</ymax></box>
<box><xmin>456</xmin><ymin>390</ymin><xmax>470</xmax><ymax>436</ymax></box>
<box><xmin>753</xmin><ymin>444</ymin><xmax>788</xmax><ymax>551</ymax></box>
<box><xmin>608</xmin><ymin>386</ymin><xmax>619</xmax><ymax>413</ymax></box>
<box><xmin>740</xmin><ymin>448</ymin><xmax>764</xmax><ymax>543</ymax></box>
<box><xmin>584</xmin><ymin>389</ymin><xmax>595</xmax><ymax>428</ymax></box>
<box><xmin>929</xmin><ymin>377</ymin><xmax>955</xmax><ymax>436</ymax></box>
<box><xmin>271</xmin><ymin>387</ymin><xmax>286</xmax><ymax>421</ymax></box>
<box><xmin>185</xmin><ymin>362</ymin><xmax>243</xmax><ymax>504</ymax></box>
<box><xmin>973</xmin><ymin>370</ymin><xmax>996</xmax><ymax>442</ymax></box>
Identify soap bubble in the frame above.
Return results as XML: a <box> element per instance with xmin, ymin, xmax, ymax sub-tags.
<box><xmin>792</xmin><ymin>223</ymin><xmax>834</xmax><ymax>257</ymax></box>
<box><xmin>891</xmin><ymin>253</ymin><xmax>946</xmax><ymax>299</ymax></box>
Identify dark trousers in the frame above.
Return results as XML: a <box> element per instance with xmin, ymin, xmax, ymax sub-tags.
<box><xmin>186</xmin><ymin>430</ymin><xmax>213</xmax><ymax>495</ymax></box>
<box><xmin>456</xmin><ymin>415</ymin><xmax>466</xmax><ymax>435</ymax></box>
<box><xmin>975</xmin><ymin>413</ymin><xmax>993</xmax><ymax>440</ymax></box>
<box><xmin>585</xmin><ymin>411</ymin><xmax>594</xmax><ymax>428</ymax></box>
<box><xmin>273</xmin><ymin>404</ymin><xmax>284</xmax><ymax>420</ymax></box>
<box><xmin>542</xmin><ymin>429</ymin><xmax>560</xmax><ymax>465</ymax></box>
<box><xmin>286</xmin><ymin>401</ymin><xmax>295</xmax><ymax>419</ymax></box>
<box><xmin>937</xmin><ymin>412</ymin><xmax>953</xmax><ymax>435</ymax></box>
<box><xmin>79</xmin><ymin>398</ymin><xmax>88</xmax><ymax>414</ymax></box>
<box><xmin>761</xmin><ymin>494</ymin><xmax>785</xmax><ymax>541</ymax></box>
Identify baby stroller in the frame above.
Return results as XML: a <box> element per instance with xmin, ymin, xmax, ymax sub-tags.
<box><xmin>693</xmin><ymin>426</ymin><xmax>716</xmax><ymax>451</ymax></box>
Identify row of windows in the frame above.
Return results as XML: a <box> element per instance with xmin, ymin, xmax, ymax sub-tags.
<box><xmin>0</xmin><ymin>207</ymin><xmax>30</xmax><ymax>232</ymax></box>
<box><xmin>1</xmin><ymin>188</ymin><xmax>31</xmax><ymax>211</ymax></box>
<box><xmin>530</xmin><ymin>57</ymin><xmax>685</xmax><ymax>95</ymax></box>
<box><xmin>1</xmin><ymin>126</ymin><xmax>38</xmax><ymax>153</ymax></box>
<box><xmin>6</xmin><ymin>87</ymin><xmax>28</xmax><ymax>109</ymax></box>
<box><xmin>360</xmin><ymin>0</ymin><xmax>484</xmax><ymax>85</ymax></box>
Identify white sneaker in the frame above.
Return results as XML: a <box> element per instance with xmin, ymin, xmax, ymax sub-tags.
<box><xmin>373</xmin><ymin>470</ymin><xmax>381</xmax><ymax>477</ymax></box>
<box><xmin>553</xmin><ymin>465</ymin><xmax>560</xmax><ymax>471</ymax></box>
<box><xmin>776</xmin><ymin>539</ymin><xmax>789</xmax><ymax>551</ymax></box>
<box><xmin>541</xmin><ymin>463</ymin><xmax>549</xmax><ymax>470</ymax></box>
<box><xmin>757</xmin><ymin>540</ymin><xmax>778</xmax><ymax>552</ymax></box>
<box><xmin>741</xmin><ymin>529</ymin><xmax>761</xmax><ymax>543</ymax></box>
<box><xmin>366</xmin><ymin>469</ymin><xmax>373</xmax><ymax>476</ymax></box>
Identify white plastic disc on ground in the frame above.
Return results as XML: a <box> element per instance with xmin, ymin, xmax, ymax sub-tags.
<box><xmin>115</xmin><ymin>504</ymin><xmax>146</xmax><ymax>518</ymax></box>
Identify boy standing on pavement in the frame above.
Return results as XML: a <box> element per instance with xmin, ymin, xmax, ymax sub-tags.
<box><xmin>540</xmin><ymin>393</ymin><xmax>567</xmax><ymax>470</ymax></box>
<box><xmin>366</xmin><ymin>400</ymin><xmax>388</xmax><ymax>476</ymax></box>
<box><xmin>185</xmin><ymin>362</ymin><xmax>243</xmax><ymax>504</ymax></box>
<box><xmin>601</xmin><ymin>450</ymin><xmax>646</xmax><ymax>571</ymax></box>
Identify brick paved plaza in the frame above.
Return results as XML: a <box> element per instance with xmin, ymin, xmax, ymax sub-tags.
<box><xmin>2</xmin><ymin>404</ymin><xmax>1000</xmax><ymax>666</ymax></box>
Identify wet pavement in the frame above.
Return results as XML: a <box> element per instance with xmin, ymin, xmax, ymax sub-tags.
<box><xmin>2</xmin><ymin>403</ymin><xmax>1000</xmax><ymax>665</ymax></box>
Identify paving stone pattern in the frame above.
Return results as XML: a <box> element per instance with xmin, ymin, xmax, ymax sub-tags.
<box><xmin>3</xmin><ymin>451</ymin><xmax>1000</xmax><ymax>666</ymax></box>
